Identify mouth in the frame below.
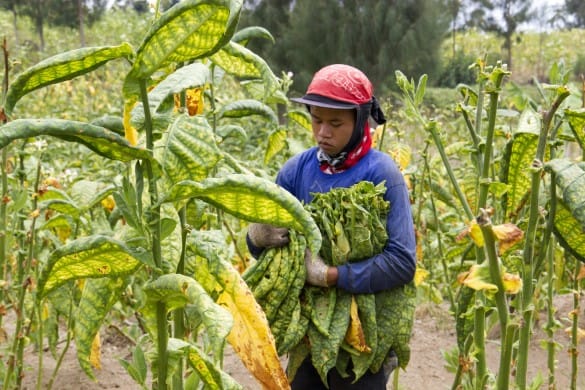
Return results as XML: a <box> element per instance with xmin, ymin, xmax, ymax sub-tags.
<box><xmin>318</xmin><ymin>141</ymin><xmax>334</xmax><ymax>151</ymax></box>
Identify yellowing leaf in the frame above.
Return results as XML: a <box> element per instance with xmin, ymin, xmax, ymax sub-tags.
<box><xmin>458</xmin><ymin>262</ymin><xmax>522</xmax><ymax>296</ymax></box>
<box><xmin>414</xmin><ymin>267</ymin><xmax>429</xmax><ymax>287</ymax></box>
<box><xmin>371</xmin><ymin>125</ymin><xmax>384</xmax><ymax>148</ymax></box>
<box><xmin>468</xmin><ymin>220</ymin><xmax>484</xmax><ymax>247</ymax></box>
<box><xmin>344</xmin><ymin>296</ymin><xmax>371</xmax><ymax>353</ymax></box>
<box><xmin>387</xmin><ymin>142</ymin><xmax>412</xmax><ymax>171</ymax></box>
<box><xmin>101</xmin><ymin>195</ymin><xmax>115</xmax><ymax>212</ymax></box>
<box><xmin>89</xmin><ymin>333</ymin><xmax>101</xmax><ymax>370</ymax></box>
<box><xmin>465</xmin><ymin>220</ymin><xmax>524</xmax><ymax>254</ymax></box>
<box><xmin>458</xmin><ymin>264</ymin><xmax>498</xmax><ymax>294</ymax></box>
<box><xmin>123</xmin><ymin>101</ymin><xmax>138</xmax><ymax>146</ymax></box>
<box><xmin>217</xmin><ymin>269</ymin><xmax>289</xmax><ymax>390</ymax></box>
<box><xmin>501</xmin><ymin>272</ymin><xmax>522</xmax><ymax>294</ymax></box>
<box><xmin>492</xmin><ymin>223</ymin><xmax>524</xmax><ymax>253</ymax></box>
<box><xmin>564</xmin><ymin>326</ymin><xmax>585</xmax><ymax>343</ymax></box>
<box><xmin>56</xmin><ymin>226</ymin><xmax>71</xmax><ymax>243</ymax></box>
<box><xmin>187</xmin><ymin>87</ymin><xmax>205</xmax><ymax>115</ymax></box>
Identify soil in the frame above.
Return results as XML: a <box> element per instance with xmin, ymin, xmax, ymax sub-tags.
<box><xmin>18</xmin><ymin>293</ymin><xmax>585</xmax><ymax>390</ymax></box>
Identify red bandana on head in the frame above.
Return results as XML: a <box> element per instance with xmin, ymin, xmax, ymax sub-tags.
<box><xmin>292</xmin><ymin>64</ymin><xmax>384</xmax><ymax>174</ymax></box>
<box><xmin>306</xmin><ymin>64</ymin><xmax>373</xmax><ymax>106</ymax></box>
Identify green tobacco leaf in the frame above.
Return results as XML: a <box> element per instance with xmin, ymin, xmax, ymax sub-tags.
<box><xmin>516</xmin><ymin>108</ymin><xmax>541</xmax><ymax>135</ymax></box>
<box><xmin>41</xmin><ymin>199</ymin><xmax>80</xmax><ymax>219</ymax></box>
<box><xmin>210</xmin><ymin>41</ymin><xmax>279</xmax><ymax>97</ymax></box>
<box><xmin>90</xmin><ymin>115</ymin><xmax>125</xmax><ymax>136</ymax></box>
<box><xmin>40</xmin><ymin>214</ymin><xmax>73</xmax><ymax>231</ymax></box>
<box><xmin>0</xmin><ymin>119</ymin><xmax>154</xmax><ymax>163</ymax></box>
<box><xmin>167</xmin><ymin>339</ymin><xmax>243</xmax><ymax>390</ymax></box>
<box><xmin>130</xmin><ymin>62</ymin><xmax>210</xmax><ymax>129</ymax></box>
<box><xmin>144</xmin><ymin>273</ymin><xmax>230</xmax><ymax>314</ymax></box>
<box><xmin>4</xmin><ymin>43</ymin><xmax>133</xmax><ymax>115</ymax></box>
<box><xmin>216</xmin><ymin>124</ymin><xmax>247</xmax><ymax>141</ymax></box>
<box><xmin>264</xmin><ymin>129</ymin><xmax>287</xmax><ymax>164</ymax></box>
<box><xmin>546</xmin><ymin>159</ymin><xmax>585</xmax><ymax>262</ymax></box>
<box><xmin>70</xmin><ymin>180</ymin><xmax>116</xmax><ymax>211</ymax></box>
<box><xmin>38</xmin><ymin>188</ymin><xmax>79</xmax><ymax>218</ymax></box>
<box><xmin>287</xmin><ymin>110</ymin><xmax>311</xmax><ymax>132</ymax></box>
<box><xmin>547</xmin><ymin>159</ymin><xmax>585</xmax><ymax>214</ymax></box>
<box><xmin>123</xmin><ymin>0</ymin><xmax>241</xmax><ymax>99</ymax></box>
<box><xmin>163</xmin><ymin>174</ymin><xmax>322</xmax><ymax>253</ymax></box>
<box><xmin>156</xmin><ymin>115</ymin><xmax>221</xmax><ymax>183</ymax></box>
<box><xmin>142</xmin><ymin>273</ymin><xmax>233</xmax><ymax>349</ymax></box>
<box><xmin>565</xmin><ymin>108</ymin><xmax>585</xmax><ymax>150</ymax></box>
<box><xmin>38</xmin><ymin>235</ymin><xmax>144</xmax><ymax>296</ymax></box>
<box><xmin>242</xmin><ymin>80</ymin><xmax>288</xmax><ymax>105</ymax></box>
<box><xmin>500</xmin><ymin>129</ymin><xmax>538</xmax><ymax>219</ymax></box>
<box><xmin>75</xmin><ymin>277</ymin><xmax>127</xmax><ymax>379</ymax></box>
<box><xmin>217</xmin><ymin>99</ymin><xmax>278</xmax><ymax>123</ymax></box>
<box><xmin>232</xmin><ymin>26</ymin><xmax>274</xmax><ymax>45</ymax></box>
<box><xmin>553</xmin><ymin>199</ymin><xmax>585</xmax><ymax>263</ymax></box>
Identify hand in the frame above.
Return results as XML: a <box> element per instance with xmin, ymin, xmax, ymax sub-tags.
<box><xmin>247</xmin><ymin>223</ymin><xmax>289</xmax><ymax>248</ymax></box>
<box><xmin>304</xmin><ymin>249</ymin><xmax>329</xmax><ymax>287</ymax></box>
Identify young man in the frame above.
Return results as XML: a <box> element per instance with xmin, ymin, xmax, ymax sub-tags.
<box><xmin>247</xmin><ymin>64</ymin><xmax>416</xmax><ymax>389</ymax></box>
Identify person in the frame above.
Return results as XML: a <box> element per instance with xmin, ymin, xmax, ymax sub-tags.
<box><xmin>246</xmin><ymin>64</ymin><xmax>416</xmax><ymax>389</ymax></box>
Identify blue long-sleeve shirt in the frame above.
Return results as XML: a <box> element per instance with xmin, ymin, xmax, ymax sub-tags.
<box><xmin>274</xmin><ymin>147</ymin><xmax>416</xmax><ymax>294</ymax></box>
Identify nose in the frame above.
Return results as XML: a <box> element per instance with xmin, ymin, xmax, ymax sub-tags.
<box><xmin>317</xmin><ymin>123</ymin><xmax>332</xmax><ymax>138</ymax></box>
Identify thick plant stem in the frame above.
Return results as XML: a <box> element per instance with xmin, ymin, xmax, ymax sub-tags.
<box><xmin>47</xmin><ymin>298</ymin><xmax>74</xmax><ymax>390</ymax></box>
<box><xmin>0</xmin><ymin>39</ymin><xmax>9</xmax><ymax>319</ymax></box>
<box><xmin>477</xmin><ymin>76</ymin><xmax>504</xmax><ymax>209</ymax></box>
<box><xmin>544</xmin><ymin>134</ymin><xmax>559</xmax><ymax>389</ymax></box>
<box><xmin>473</xmin><ymin>302</ymin><xmax>487</xmax><ymax>388</ymax></box>
<box><xmin>477</xmin><ymin>210</ymin><xmax>511</xmax><ymax>388</ymax></box>
<box><xmin>172</xmin><ymin>208</ymin><xmax>188</xmax><ymax>390</ymax></box>
<box><xmin>472</xmin><ymin>64</ymin><xmax>507</xmax><ymax>389</ymax></box>
<box><xmin>426</xmin><ymin>121</ymin><xmax>474</xmax><ymax>220</ymax></box>
<box><xmin>516</xmin><ymin>87</ymin><xmax>570</xmax><ymax>389</ymax></box>
<box><xmin>0</xmin><ymin>148</ymin><xmax>7</xmax><ymax>314</ymax></box>
<box><xmin>35</xmin><ymin>303</ymin><xmax>44</xmax><ymax>390</ymax></box>
<box><xmin>545</xmin><ymin>237</ymin><xmax>557</xmax><ymax>389</ymax></box>
<box><xmin>139</xmin><ymin>79</ymin><xmax>168</xmax><ymax>389</ymax></box>
<box><xmin>422</xmin><ymin>145</ymin><xmax>455</xmax><ymax>309</ymax></box>
<box><xmin>569</xmin><ymin>259</ymin><xmax>581</xmax><ymax>390</ymax></box>
<box><xmin>3</xmin><ymin>147</ymin><xmax>38</xmax><ymax>390</ymax></box>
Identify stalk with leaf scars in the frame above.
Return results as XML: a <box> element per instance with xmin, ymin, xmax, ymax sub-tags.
<box><xmin>473</xmin><ymin>62</ymin><xmax>508</xmax><ymax>389</ymax></box>
<box><xmin>569</xmin><ymin>259</ymin><xmax>581</xmax><ymax>390</ymax></box>
<box><xmin>3</xmin><ymin>147</ymin><xmax>40</xmax><ymax>390</ymax></box>
<box><xmin>138</xmin><ymin>79</ymin><xmax>168</xmax><ymax>388</ymax></box>
<box><xmin>421</xmin><ymin>141</ymin><xmax>455</xmax><ymax>309</ymax></box>
<box><xmin>516</xmin><ymin>85</ymin><xmax>570</xmax><ymax>389</ymax></box>
<box><xmin>476</xmin><ymin>208</ymin><xmax>513</xmax><ymax>390</ymax></box>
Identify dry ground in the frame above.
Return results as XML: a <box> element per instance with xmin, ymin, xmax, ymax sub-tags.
<box><xmin>18</xmin><ymin>293</ymin><xmax>585</xmax><ymax>390</ymax></box>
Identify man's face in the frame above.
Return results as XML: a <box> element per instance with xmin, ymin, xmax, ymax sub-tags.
<box><xmin>310</xmin><ymin>105</ymin><xmax>355</xmax><ymax>156</ymax></box>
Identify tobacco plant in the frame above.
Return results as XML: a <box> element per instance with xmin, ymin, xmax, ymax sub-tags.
<box><xmin>0</xmin><ymin>1</ymin><xmax>322</xmax><ymax>389</ymax></box>
<box><xmin>397</xmin><ymin>60</ymin><xmax>585</xmax><ymax>389</ymax></box>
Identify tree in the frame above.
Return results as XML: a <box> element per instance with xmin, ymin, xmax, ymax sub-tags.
<box><xmin>466</xmin><ymin>0</ymin><xmax>534</xmax><ymax>70</ymax></box>
<box><xmin>564</xmin><ymin>0</ymin><xmax>585</xmax><ymax>28</ymax></box>
<box><xmin>1</xmin><ymin>0</ymin><xmax>109</xmax><ymax>50</ymax></box>
<box><xmin>0</xmin><ymin>0</ymin><xmax>21</xmax><ymax>44</ymax></box>
<box><xmin>239</xmin><ymin>0</ymin><xmax>295</xmax><ymax>76</ymax></box>
<box><xmin>241</xmin><ymin>0</ymin><xmax>450</xmax><ymax>94</ymax></box>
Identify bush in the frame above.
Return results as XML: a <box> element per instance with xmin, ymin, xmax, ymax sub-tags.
<box><xmin>573</xmin><ymin>53</ymin><xmax>585</xmax><ymax>80</ymax></box>
<box><xmin>436</xmin><ymin>51</ymin><xmax>477</xmax><ymax>88</ymax></box>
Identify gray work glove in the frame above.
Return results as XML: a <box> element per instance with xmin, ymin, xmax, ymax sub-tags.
<box><xmin>304</xmin><ymin>249</ymin><xmax>329</xmax><ymax>287</ymax></box>
<box><xmin>247</xmin><ymin>223</ymin><xmax>289</xmax><ymax>248</ymax></box>
<box><xmin>383</xmin><ymin>350</ymin><xmax>399</xmax><ymax>383</ymax></box>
